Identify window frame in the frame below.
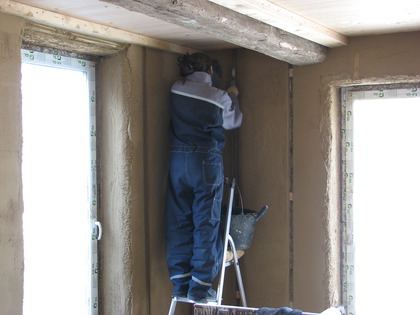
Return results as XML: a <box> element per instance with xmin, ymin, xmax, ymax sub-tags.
<box><xmin>21</xmin><ymin>48</ymin><xmax>100</xmax><ymax>315</ymax></box>
<box><xmin>340</xmin><ymin>84</ymin><xmax>420</xmax><ymax>314</ymax></box>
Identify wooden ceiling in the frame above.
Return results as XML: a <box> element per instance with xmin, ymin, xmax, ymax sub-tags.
<box><xmin>2</xmin><ymin>0</ymin><xmax>420</xmax><ymax>64</ymax></box>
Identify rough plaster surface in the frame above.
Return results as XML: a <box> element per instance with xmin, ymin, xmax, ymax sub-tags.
<box><xmin>124</xmin><ymin>45</ymin><xmax>149</xmax><ymax>315</ymax></box>
<box><xmin>0</xmin><ymin>12</ymin><xmax>25</xmax><ymax>315</ymax></box>
<box><xmin>97</xmin><ymin>45</ymin><xmax>181</xmax><ymax>315</ymax></box>
<box><xmin>2</xmin><ymin>9</ymin><xmax>292</xmax><ymax>315</ymax></box>
<box><xmin>3</xmin><ymin>8</ymin><xmax>420</xmax><ymax>315</ymax></box>
<box><xmin>98</xmin><ymin>51</ymin><xmax>137</xmax><ymax>315</ymax></box>
<box><xmin>71</xmin><ymin>44</ymin><xmax>292</xmax><ymax>314</ymax></box>
<box><xmin>22</xmin><ymin>22</ymin><xmax>128</xmax><ymax>57</ymax></box>
<box><xmin>294</xmin><ymin>31</ymin><xmax>420</xmax><ymax>312</ymax></box>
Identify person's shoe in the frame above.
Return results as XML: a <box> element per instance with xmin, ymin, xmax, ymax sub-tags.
<box><xmin>172</xmin><ymin>292</ymin><xmax>187</xmax><ymax>299</ymax></box>
<box><xmin>187</xmin><ymin>288</ymin><xmax>217</xmax><ymax>303</ymax></box>
<box><xmin>172</xmin><ymin>285</ymin><xmax>188</xmax><ymax>299</ymax></box>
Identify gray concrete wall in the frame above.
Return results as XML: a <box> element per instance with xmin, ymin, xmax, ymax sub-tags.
<box><xmin>0</xmin><ymin>12</ymin><xmax>25</xmax><ymax>315</ymax></box>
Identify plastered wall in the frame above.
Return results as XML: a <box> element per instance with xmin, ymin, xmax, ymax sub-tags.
<box><xmin>293</xmin><ymin>31</ymin><xmax>420</xmax><ymax>312</ymax></box>
<box><xmin>0</xmin><ymin>12</ymin><xmax>25</xmax><ymax>315</ymax></box>
<box><xmin>0</xmin><ymin>11</ymin><xmax>290</xmax><ymax>315</ymax></box>
<box><xmin>97</xmin><ymin>46</ymin><xmax>147</xmax><ymax>315</ymax></box>
<box><xmin>232</xmin><ymin>49</ymin><xmax>291</xmax><ymax>308</ymax></box>
<box><xmin>2</xmin><ymin>8</ymin><xmax>420</xmax><ymax>315</ymax></box>
<box><xmin>142</xmin><ymin>48</ymin><xmax>183</xmax><ymax>315</ymax></box>
<box><xmin>92</xmin><ymin>30</ymin><xmax>420</xmax><ymax>315</ymax></box>
<box><xmin>95</xmin><ymin>45</ymin><xmax>292</xmax><ymax>315</ymax></box>
<box><xmin>97</xmin><ymin>46</ymin><xmax>184</xmax><ymax>314</ymax></box>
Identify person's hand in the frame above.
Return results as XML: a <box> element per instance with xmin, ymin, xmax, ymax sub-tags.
<box><xmin>227</xmin><ymin>85</ymin><xmax>239</xmax><ymax>96</ymax></box>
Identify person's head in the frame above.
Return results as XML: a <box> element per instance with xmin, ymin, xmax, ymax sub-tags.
<box><xmin>177</xmin><ymin>52</ymin><xmax>213</xmax><ymax>78</ymax></box>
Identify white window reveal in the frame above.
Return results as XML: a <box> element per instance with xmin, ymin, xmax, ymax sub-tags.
<box><xmin>21</xmin><ymin>49</ymin><xmax>100</xmax><ymax>315</ymax></box>
<box><xmin>341</xmin><ymin>86</ymin><xmax>420</xmax><ymax>315</ymax></box>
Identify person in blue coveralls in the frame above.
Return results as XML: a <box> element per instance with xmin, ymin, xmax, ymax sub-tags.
<box><xmin>166</xmin><ymin>52</ymin><xmax>242</xmax><ymax>303</ymax></box>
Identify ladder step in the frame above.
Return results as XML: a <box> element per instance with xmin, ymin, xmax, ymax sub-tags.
<box><xmin>225</xmin><ymin>250</ymin><xmax>245</xmax><ymax>263</ymax></box>
<box><xmin>172</xmin><ymin>297</ymin><xmax>218</xmax><ymax>304</ymax></box>
<box><xmin>194</xmin><ymin>304</ymin><xmax>258</xmax><ymax>314</ymax></box>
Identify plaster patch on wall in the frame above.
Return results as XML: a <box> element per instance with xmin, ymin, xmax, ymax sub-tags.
<box><xmin>96</xmin><ymin>51</ymin><xmax>136</xmax><ymax>314</ymax></box>
<box><xmin>319</xmin><ymin>80</ymin><xmax>343</xmax><ymax>308</ymax></box>
<box><xmin>0</xmin><ymin>12</ymin><xmax>25</xmax><ymax>314</ymax></box>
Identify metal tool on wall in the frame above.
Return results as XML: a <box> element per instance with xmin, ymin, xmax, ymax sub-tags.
<box><xmin>230</xmin><ymin>49</ymin><xmax>239</xmax><ymax>190</ymax></box>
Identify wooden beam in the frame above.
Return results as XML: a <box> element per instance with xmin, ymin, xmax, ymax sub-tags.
<box><xmin>0</xmin><ymin>0</ymin><xmax>199</xmax><ymax>55</ymax></box>
<box><xmin>208</xmin><ymin>0</ymin><xmax>349</xmax><ymax>47</ymax></box>
<box><xmin>101</xmin><ymin>0</ymin><xmax>327</xmax><ymax>65</ymax></box>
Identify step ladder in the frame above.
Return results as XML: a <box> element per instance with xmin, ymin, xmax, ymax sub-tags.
<box><xmin>168</xmin><ymin>178</ymin><xmax>247</xmax><ymax>315</ymax></box>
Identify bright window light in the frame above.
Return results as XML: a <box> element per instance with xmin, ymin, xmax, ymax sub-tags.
<box><xmin>22</xmin><ymin>63</ymin><xmax>91</xmax><ymax>315</ymax></box>
<box><xmin>353</xmin><ymin>97</ymin><xmax>420</xmax><ymax>314</ymax></box>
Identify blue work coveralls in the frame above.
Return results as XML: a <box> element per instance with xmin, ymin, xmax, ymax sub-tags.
<box><xmin>166</xmin><ymin>71</ymin><xmax>242</xmax><ymax>301</ymax></box>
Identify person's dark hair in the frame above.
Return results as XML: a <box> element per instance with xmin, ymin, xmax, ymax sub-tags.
<box><xmin>177</xmin><ymin>52</ymin><xmax>212</xmax><ymax>77</ymax></box>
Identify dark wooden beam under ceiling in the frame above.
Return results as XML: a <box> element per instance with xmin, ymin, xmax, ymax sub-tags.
<box><xmin>101</xmin><ymin>0</ymin><xmax>327</xmax><ymax>65</ymax></box>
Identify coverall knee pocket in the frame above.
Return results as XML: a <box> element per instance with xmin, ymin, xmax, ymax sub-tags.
<box><xmin>210</xmin><ymin>183</ymin><xmax>224</xmax><ymax>222</ymax></box>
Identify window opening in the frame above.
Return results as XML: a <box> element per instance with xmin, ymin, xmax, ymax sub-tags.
<box><xmin>21</xmin><ymin>49</ymin><xmax>99</xmax><ymax>315</ymax></box>
<box><xmin>341</xmin><ymin>86</ymin><xmax>420</xmax><ymax>314</ymax></box>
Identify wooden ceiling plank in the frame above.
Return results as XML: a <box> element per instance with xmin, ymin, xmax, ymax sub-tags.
<box><xmin>101</xmin><ymin>0</ymin><xmax>327</xmax><ymax>65</ymax></box>
<box><xmin>208</xmin><ymin>0</ymin><xmax>349</xmax><ymax>47</ymax></box>
<box><xmin>0</xmin><ymin>0</ymin><xmax>199</xmax><ymax>55</ymax></box>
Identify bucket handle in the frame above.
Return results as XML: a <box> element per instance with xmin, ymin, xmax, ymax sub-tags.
<box><xmin>255</xmin><ymin>205</ymin><xmax>269</xmax><ymax>221</ymax></box>
<box><xmin>229</xmin><ymin>178</ymin><xmax>268</xmax><ymax>220</ymax></box>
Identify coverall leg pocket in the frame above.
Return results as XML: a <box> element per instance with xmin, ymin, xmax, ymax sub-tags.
<box><xmin>202</xmin><ymin>160</ymin><xmax>222</xmax><ymax>186</ymax></box>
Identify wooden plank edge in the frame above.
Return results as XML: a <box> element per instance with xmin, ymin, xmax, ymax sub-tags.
<box><xmin>104</xmin><ymin>0</ymin><xmax>327</xmax><ymax>65</ymax></box>
<box><xmin>208</xmin><ymin>0</ymin><xmax>348</xmax><ymax>47</ymax></box>
<box><xmin>0</xmin><ymin>0</ymin><xmax>200</xmax><ymax>55</ymax></box>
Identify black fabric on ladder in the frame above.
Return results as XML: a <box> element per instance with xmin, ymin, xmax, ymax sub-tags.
<box><xmin>257</xmin><ymin>307</ymin><xmax>303</xmax><ymax>315</ymax></box>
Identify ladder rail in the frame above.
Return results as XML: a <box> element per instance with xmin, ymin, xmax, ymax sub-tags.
<box><xmin>228</xmin><ymin>235</ymin><xmax>247</xmax><ymax>307</ymax></box>
<box><xmin>217</xmin><ymin>178</ymin><xmax>236</xmax><ymax>304</ymax></box>
<box><xmin>168</xmin><ymin>299</ymin><xmax>177</xmax><ymax>315</ymax></box>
